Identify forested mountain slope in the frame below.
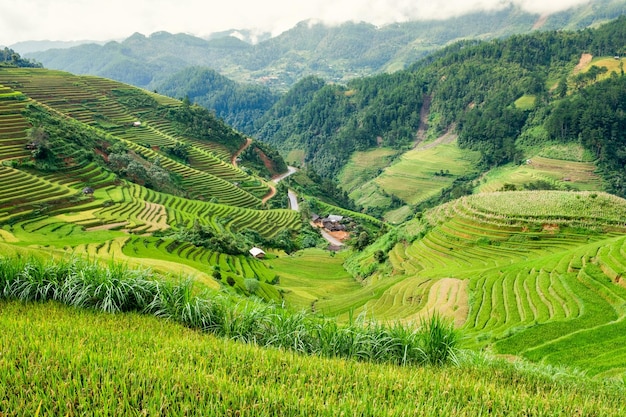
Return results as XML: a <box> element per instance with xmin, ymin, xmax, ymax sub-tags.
<box><xmin>251</xmin><ymin>16</ymin><xmax>626</xmax><ymax>218</ymax></box>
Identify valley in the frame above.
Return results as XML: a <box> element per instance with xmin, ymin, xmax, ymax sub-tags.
<box><xmin>2</xmin><ymin>8</ymin><xmax>626</xmax><ymax>415</ymax></box>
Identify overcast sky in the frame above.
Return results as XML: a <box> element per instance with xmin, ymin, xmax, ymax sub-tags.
<box><xmin>1</xmin><ymin>0</ymin><xmax>591</xmax><ymax>46</ymax></box>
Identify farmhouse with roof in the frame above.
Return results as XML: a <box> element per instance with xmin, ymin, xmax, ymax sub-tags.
<box><xmin>249</xmin><ymin>247</ymin><xmax>266</xmax><ymax>259</ymax></box>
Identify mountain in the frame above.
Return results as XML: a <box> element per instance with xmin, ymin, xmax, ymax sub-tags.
<box><xmin>252</xmin><ymin>16</ymin><xmax>626</xmax><ymax>220</ymax></box>
<box><xmin>156</xmin><ymin>66</ymin><xmax>279</xmax><ymax>134</ymax></box>
<box><xmin>9</xmin><ymin>39</ymin><xmax>107</xmax><ymax>54</ymax></box>
<box><xmin>0</xmin><ymin>66</ymin><xmax>309</xmax><ymax>293</ymax></box>
<box><xmin>4</xmin><ymin>33</ymin><xmax>626</xmax><ymax>382</ymax></box>
<box><xmin>24</xmin><ymin>1</ymin><xmax>626</xmax><ymax>91</ymax></box>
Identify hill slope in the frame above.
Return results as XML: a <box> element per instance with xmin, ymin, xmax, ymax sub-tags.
<box><xmin>0</xmin><ymin>67</ymin><xmax>299</xmax><ymax>297</ymax></box>
<box><xmin>251</xmin><ymin>15</ymin><xmax>626</xmax><ymax>221</ymax></box>
<box><xmin>2</xmin><ymin>299</ymin><xmax>625</xmax><ymax>415</ymax></box>
<box><xmin>327</xmin><ymin>190</ymin><xmax>626</xmax><ymax>376</ymax></box>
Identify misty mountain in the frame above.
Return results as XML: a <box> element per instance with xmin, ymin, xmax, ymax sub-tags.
<box><xmin>9</xmin><ymin>40</ymin><xmax>107</xmax><ymax>54</ymax></box>
<box><xmin>251</xmin><ymin>16</ymin><xmax>626</xmax><ymax>205</ymax></box>
<box><xmin>25</xmin><ymin>1</ymin><xmax>626</xmax><ymax>91</ymax></box>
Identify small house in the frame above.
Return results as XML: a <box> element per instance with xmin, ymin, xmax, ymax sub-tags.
<box><xmin>326</xmin><ymin>215</ymin><xmax>344</xmax><ymax>223</ymax></box>
<box><xmin>82</xmin><ymin>187</ymin><xmax>94</xmax><ymax>195</ymax></box>
<box><xmin>133</xmin><ymin>121</ymin><xmax>142</xmax><ymax>127</ymax></box>
<box><xmin>249</xmin><ymin>247</ymin><xmax>266</xmax><ymax>259</ymax></box>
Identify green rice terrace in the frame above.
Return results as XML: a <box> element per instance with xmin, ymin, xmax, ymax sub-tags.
<box><xmin>2</xmin><ymin>66</ymin><xmax>626</xmax><ymax>414</ymax></box>
<box><xmin>0</xmin><ymin>67</ymin><xmax>300</xmax><ymax>293</ymax></box>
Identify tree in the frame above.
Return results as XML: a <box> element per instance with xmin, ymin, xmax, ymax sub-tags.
<box><xmin>354</xmin><ymin>231</ymin><xmax>370</xmax><ymax>251</ymax></box>
<box><xmin>27</xmin><ymin>126</ymin><xmax>50</xmax><ymax>159</ymax></box>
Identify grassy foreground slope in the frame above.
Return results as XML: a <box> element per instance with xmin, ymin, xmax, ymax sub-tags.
<box><xmin>1</xmin><ymin>300</ymin><xmax>625</xmax><ymax>416</ymax></box>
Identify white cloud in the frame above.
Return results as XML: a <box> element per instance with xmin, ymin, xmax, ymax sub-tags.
<box><xmin>0</xmin><ymin>0</ymin><xmax>592</xmax><ymax>46</ymax></box>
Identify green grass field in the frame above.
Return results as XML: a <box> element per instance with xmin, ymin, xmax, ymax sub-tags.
<box><xmin>348</xmin><ymin>140</ymin><xmax>480</xmax><ymax>222</ymax></box>
<box><xmin>583</xmin><ymin>56</ymin><xmax>626</xmax><ymax>79</ymax></box>
<box><xmin>337</xmin><ymin>147</ymin><xmax>397</xmax><ymax>192</ymax></box>
<box><xmin>475</xmin><ymin>155</ymin><xmax>602</xmax><ymax>193</ymax></box>
<box><xmin>1</xmin><ymin>300</ymin><xmax>625</xmax><ymax>416</ymax></box>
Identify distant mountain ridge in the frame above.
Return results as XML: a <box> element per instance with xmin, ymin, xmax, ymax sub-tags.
<box><xmin>24</xmin><ymin>1</ymin><xmax>626</xmax><ymax>90</ymax></box>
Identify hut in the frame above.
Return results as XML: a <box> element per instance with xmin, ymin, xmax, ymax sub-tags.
<box><xmin>249</xmin><ymin>247</ymin><xmax>266</xmax><ymax>259</ymax></box>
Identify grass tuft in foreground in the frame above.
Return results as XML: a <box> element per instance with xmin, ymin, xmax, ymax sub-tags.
<box><xmin>0</xmin><ymin>255</ymin><xmax>457</xmax><ymax>367</ymax></box>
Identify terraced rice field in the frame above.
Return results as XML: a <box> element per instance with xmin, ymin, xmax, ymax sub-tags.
<box><xmin>280</xmin><ymin>191</ymin><xmax>626</xmax><ymax>376</ymax></box>
<box><xmin>476</xmin><ymin>156</ymin><xmax>602</xmax><ymax>193</ymax></box>
<box><xmin>372</xmin><ymin>192</ymin><xmax>626</xmax><ymax>375</ymax></box>
<box><xmin>0</xmin><ymin>165</ymin><xmax>78</xmax><ymax>222</ymax></box>
<box><xmin>0</xmin><ymin>68</ymin><xmax>266</xmax><ymax>208</ymax></box>
<box><xmin>0</xmin><ymin>85</ymin><xmax>30</xmax><ymax>161</ymax></box>
<box><xmin>348</xmin><ymin>140</ymin><xmax>480</xmax><ymax>221</ymax></box>
<box><xmin>0</xmin><ymin>68</ymin><xmax>302</xmax><ymax>302</ymax></box>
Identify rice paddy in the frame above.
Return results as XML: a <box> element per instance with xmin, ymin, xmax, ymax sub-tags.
<box><xmin>3</xmin><ymin>66</ymin><xmax>626</xmax><ymax>396</ymax></box>
<box><xmin>347</xmin><ymin>140</ymin><xmax>481</xmax><ymax>221</ymax></box>
<box><xmin>0</xmin><ymin>68</ymin><xmax>301</xmax><ymax>301</ymax></box>
<box><xmin>1</xmin><ymin>299</ymin><xmax>624</xmax><ymax>416</ymax></box>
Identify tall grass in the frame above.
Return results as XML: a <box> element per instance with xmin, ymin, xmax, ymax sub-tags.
<box><xmin>2</xmin><ymin>300</ymin><xmax>624</xmax><ymax>416</ymax></box>
<box><xmin>0</xmin><ymin>255</ymin><xmax>459</xmax><ymax>367</ymax></box>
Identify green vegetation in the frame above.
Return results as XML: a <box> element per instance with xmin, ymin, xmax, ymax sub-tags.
<box><xmin>349</xmin><ymin>140</ymin><xmax>481</xmax><ymax>220</ymax></box>
<box><xmin>157</xmin><ymin>66</ymin><xmax>279</xmax><ymax>135</ymax></box>
<box><xmin>4</xmin><ymin>12</ymin><xmax>626</xmax><ymax>399</ymax></box>
<box><xmin>0</xmin><ymin>47</ymin><xmax>42</xmax><ymax>68</ymax></box>
<box><xmin>0</xmin><ymin>255</ymin><xmax>459</xmax><ymax>368</ymax></box>
<box><xmin>2</xmin><ymin>300</ymin><xmax>626</xmax><ymax>416</ymax></box>
<box><xmin>475</xmin><ymin>156</ymin><xmax>602</xmax><ymax>193</ymax></box>
<box><xmin>0</xmin><ymin>68</ymin><xmax>298</xmax><ymax>301</ymax></box>
<box><xmin>28</xmin><ymin>1</ymin><xmax>626</xmax><ymax>92</ymax></box>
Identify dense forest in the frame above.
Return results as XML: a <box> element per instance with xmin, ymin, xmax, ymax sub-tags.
<box><xmin>0</xmin><ymin>47</ymin><xmax>42</xmax><ymax>68</ymax></box>
<box><xmin>248</xmin><ymin>16</ymin><xmax>626</xmax><ymax>199</ymax></box>
<box><xmin>156</xmin><ymin>67</ymin><xmax>279</xmax><ymax>134</ymax></box>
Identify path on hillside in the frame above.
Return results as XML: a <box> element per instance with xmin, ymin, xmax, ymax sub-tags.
<box><xmin>261</xmin><ymin>165</ymin><xmax>298</xmax><ymax>205</ymax></box>
<box><xmin>287</xmin><ymin>189</ymin><xmax>299</xmax><ymax>211</ymax></box>
<box><xmin>231</xmin><ymin>138</ymin><xmax>252</xmax><ymax>167</ymax></box>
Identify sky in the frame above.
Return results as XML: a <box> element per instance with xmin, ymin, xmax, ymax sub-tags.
<box><xmin>1</xmin><ymin>0</ymin><xmax>592</xmax><ymax>46</ymax></box>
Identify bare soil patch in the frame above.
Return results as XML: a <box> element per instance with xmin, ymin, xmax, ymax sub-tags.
<box><xmin>574</xmin><ymin>53</ymin><xmax>593</xmax><ymax>74</ymax></box>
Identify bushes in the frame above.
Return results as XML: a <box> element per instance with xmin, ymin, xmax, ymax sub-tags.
<box><xmin>0</xmin><ymin>255</ymin><xmax>459</xmax><ymax>367</ymax></box>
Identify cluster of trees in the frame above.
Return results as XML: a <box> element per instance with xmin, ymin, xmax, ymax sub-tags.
<box><xmin>162</xmin><ymin>219</ymin><xmax>321</xmax><ymax>256</ymax></box>
<box><xmin>160</xmin><ymin>102</ymin><xmax>247</xmax><ymax>153</ymax></box>
<box><xmin>21</xmin><ymin>105</ymin><xmax>103</xmax><ymax>171</ymax></box>
<box><xmin>545</xmin><ymin>75</ymin><xmax>626</xmax><ymax>196</ymax></box>
<box><xmin>239</xmin><ymin>140</ymin><xmax>287</xmax><ymax>179</ymax></box>
<box><xmin>0</xmin><ymin>48</ymin><xmax>41</xmax><ymax>68</ymax></box>
<box><xmin>251</xmin><ymin>16</ymin><xmax>626</xmax><ymax>190</ymax></box>
<box><xmin>29</xmin><ymin>2</ymin><xmax>626</xmax><ymax>90</ymax></box>
<box><xmin>108</xmin><ymin>149</ymin><xmax>179</xmax><ymax>193</ymax></box>
<box><xmin>156</xmin><ymin>67</ymin><xmax>279</xmax><ymax>135</ymax></box>
<box><xmin>253</xmin><ymin>73</ymin><xmax>423</xmax><ymax>178</ymax></box>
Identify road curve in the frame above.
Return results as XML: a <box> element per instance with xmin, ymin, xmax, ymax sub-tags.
<box><xmin>272</xmin><ymin>165</ymin><xmax>298</xmax><ymax>184</ymax></box>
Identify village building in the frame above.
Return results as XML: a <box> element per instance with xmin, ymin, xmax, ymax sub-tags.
<box><xmin>249</xmin><ymin>247</ymin><xmax>266</xmax><ymax>259</ymax></box>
